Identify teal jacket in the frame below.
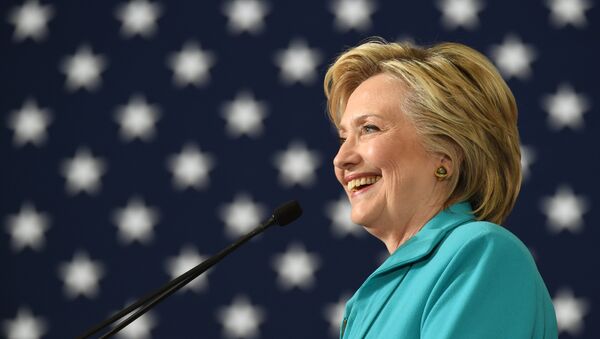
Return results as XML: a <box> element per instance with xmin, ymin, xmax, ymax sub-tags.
<box><xmin>341</xmin><ymin>202</ymin><xmax>557</xmax><ymax>339</ymax></box>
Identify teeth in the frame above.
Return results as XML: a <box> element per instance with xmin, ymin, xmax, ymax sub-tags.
<box><xmin>347</xmin><ymin>176</ymin><xmax>381</xmax><ymax>191</ymax></box>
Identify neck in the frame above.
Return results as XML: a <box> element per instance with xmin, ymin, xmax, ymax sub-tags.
<box><xmin>368</xmin><ymin>202</ymin><xmax>443</xmax><ymax>254</ymax></box>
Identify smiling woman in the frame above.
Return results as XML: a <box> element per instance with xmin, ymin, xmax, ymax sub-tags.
<box><xmin>324</xmin><ymin>40</ymin><xmax>558</xmax><ymax>339</ymax></box>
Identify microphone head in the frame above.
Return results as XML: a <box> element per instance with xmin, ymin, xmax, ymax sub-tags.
<box><xmin>273</xmin><ymin>200</ymin><xmax>303</xmax><ymax>226</ymax></box>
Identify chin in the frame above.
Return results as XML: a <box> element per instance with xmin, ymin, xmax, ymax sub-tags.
<box><xmin>350</xmin><ymin>207</ymin><xmax>375</xmax><ymax>227</ymax></box>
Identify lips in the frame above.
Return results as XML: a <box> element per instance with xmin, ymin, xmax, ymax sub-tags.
<box><xmin>346</xmin><ymin>175</ymin><xmax>382</xmax><ymax>192</ymax></box>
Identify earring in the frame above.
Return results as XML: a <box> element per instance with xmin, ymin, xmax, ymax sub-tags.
<box><xmin>435</xmin><ymin>166</ymin><xmax>448</xmax><ymax>180</ymax></box>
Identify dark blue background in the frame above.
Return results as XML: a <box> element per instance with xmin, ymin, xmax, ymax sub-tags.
<box><xmin>1</xmin><ymin>0</ymin><xmax>598</xmax><ymax>338</ymax></box>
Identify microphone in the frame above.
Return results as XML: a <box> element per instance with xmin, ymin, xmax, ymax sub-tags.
<box><xmin>273</xmin><ymin>200</ymin><xmax>303</xmax><ymax>226</ymax></box>
<box><xmin>78</xmin><ymin>200</ymin><xmax>302</xmax><ymax>339</ymax></box>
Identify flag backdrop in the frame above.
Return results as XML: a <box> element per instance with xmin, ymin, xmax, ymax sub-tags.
<box><xmin>1</xmin><ymin>0</ymin><xmax>598</xmax><ymax>338</ymax></box>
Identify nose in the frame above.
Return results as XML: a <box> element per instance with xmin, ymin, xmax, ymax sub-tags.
<box><xmin>333</xmin><ymin>138</ymin><xmax>360</xmax><ymax>170</ymax></box>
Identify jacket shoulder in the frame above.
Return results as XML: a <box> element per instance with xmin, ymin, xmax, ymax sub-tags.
<box><xmin>442</xmin><ymin>220</ymin><xmax>531</xmax><ymax>256</ymax></box>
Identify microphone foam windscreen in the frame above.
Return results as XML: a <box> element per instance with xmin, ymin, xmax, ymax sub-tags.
<box><xmin>273</xmin><ymin>200</ymin><xmax>303</xmax><ymax>226</ymax></box>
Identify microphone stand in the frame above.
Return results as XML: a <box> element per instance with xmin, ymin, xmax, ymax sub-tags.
<box><xmin>78</xmin><ymin>215</ymin><xmax>277</xmax><ymax>338</ymax></box>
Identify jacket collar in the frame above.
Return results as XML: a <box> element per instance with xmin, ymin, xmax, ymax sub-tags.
<box><xmin>369</xmin><ymin>202</ymin><xmax>475</xmax><ymax>278</ymax></box>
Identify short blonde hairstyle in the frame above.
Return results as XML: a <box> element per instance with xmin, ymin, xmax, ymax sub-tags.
<box><xmin>324</xmin><ymin>39</ymin><xmax>521</xmax><ymax>224</ymax></box>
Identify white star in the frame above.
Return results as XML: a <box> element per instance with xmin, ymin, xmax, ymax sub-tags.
<box><xmin>60</xmin><ymin>45</ymin><xmax>107</xmax><ymax>91</ymax></box>
<box><xmin>272</xmin><ymin>243</ymin><xmax>320</xmax><ymax>290</ymax></box>
<box><xmin>165</xmin><ymin>246</ymin><xmax>208</xmax><ymax>292</ymax></box>
<box><xmin>112</xmin><ymin>197</ymin><xmax>159</xmax><ymax>244</ymax></box>
<box><xmin>437</xmin><ymin>0</ymin><xmax>483</xmax><ymax>29</ymax></box>
<box><xmin>323</xmin><ymin>294</ymin><xmax>350</xmax><ymax>337</ymax></box>
<box><xmin>273</xmin><ymin>141</ymin><xmax>320</xmax><ymax>187</ymax></box>
<box><xmin>490</xmin><ymin>35</ymin><xmax>536</xmax><ymax>80</ymax></box>
<box><xmin>274</xmin><ymin>40</ymin><xmax>322</xmax><ymax>85</ymax></box>
<box><xmin>7</xmin><ymin>0</ymin><xmax>54</xmax><ymax>41</ymax></box>
<box><xmin>4</xmin><ymin>203</ymin><xmax>50</xmax><ymax>252</ymax></box>
<box><xmin>547</xmin><ymin>0</ymin><xmax>592</xmax><ymax>28</ymax></box>
<box><xmin>115</xmin><ymin>95</ymin><xmax>161</xmax><ymax>141</ymax></box>
<box><xmin>540</xmin><ymin>185</ymin><xmax>589</xmax><ymax>233</ymax></box>
<box><xmin>542</xmin><ymin>84</ymin><xmax>589</xmax><ymax>130</ymax></box>
<box><xmin>553</xmin><ymin>288</ymin><xmax>590</xmax><ymax>336</ymax></box>
<box><xmin>7</xmin><ymin>99</ymin><xmax>52</xmax><ymax>147</ymax></box>
<box><xmin>520</xmin><ymin>144</ymin><xmax>536</xmax><ymax>181</ymax></box>
<box><xmin>222</xmin><ymin>0</ymin><xmax>269</xmax><ymax>34</ymax></box>
<box><xmin>2</xmin><ymin>307</ymin><xmax>47</xmax><ymax>339</ymax></box>
<box><xmin>58</xmin><ymin>251</ymin><xmax>105</xmax><ymax>299</ymax></box>
<box><xmin>167</xmin><ymin>144</ymin><xmax>214</xmax><ymax>190</ymax></box>
<box><xmin>217</xmin><ymin>296</ymin><xmax>265</xmax><ymax>339</ymax></box>
<box><xmin>221</xmin><ymin>91</ymin><xmax>268</xmax><ymax>138</ymax></box>
<box><xmin>219</xmin><ymin>194</ymin><xmax>266</xmax><ymax>238</ymax></box>
<box><xmin>115</xmin><ymin>0</ymin><xmax>162</xmax><ymax>38</ymax></box>
<box><xmin>167</xmin><ymin>42</ymin><xmax>215</xmax><ymax>87</ymax></box>
<box><xmin>325</xmin><ymin>195</ymin><xmax>363</xmax><ymax>237</ymax></box>
<box><xmin>112</xmin><ymin>304</ymin><xmax>157</xmax><ymax>339</ymax></box>
<box><xmin>60</xmin><ymin>148</ymin><xmax>107</xmax><ymax>195</ymax></box>
<box><xmin>330</xmin><ymin>0</ymin><xmax>376</xmax><ymax>32</ymax></box>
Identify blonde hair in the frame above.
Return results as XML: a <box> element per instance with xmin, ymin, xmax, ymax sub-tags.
<box><xmin>324</xmin><ymin>39</ymin><xmax>521</xmax><ymax>224</ymax></box>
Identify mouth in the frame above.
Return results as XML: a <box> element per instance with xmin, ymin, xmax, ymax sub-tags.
<box><xmin>347</xmin><ymin>176</ymin><xmax>382</xmax><ymax>193</ymax></box>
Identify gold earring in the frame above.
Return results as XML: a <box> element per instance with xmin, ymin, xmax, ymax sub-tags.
<box><xmin>435</xmin><ymin>166</ymin><xmax>448</xmax><ymax>180</ymax></box>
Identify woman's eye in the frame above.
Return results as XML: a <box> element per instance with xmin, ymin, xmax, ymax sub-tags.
<box><xmin>338</xmin><ymin>137</ymin><xmax>346</xmax><ymax>145</ymax></box>
<box><xmin>362</xmin><ymin>124</ymin><xmax>380</xmax><ymax>134</ymax></box>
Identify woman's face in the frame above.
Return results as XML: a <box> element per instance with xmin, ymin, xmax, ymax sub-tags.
<box><xmin>334</xmin><ymin>73</ymin><xmax>444</xmax><ymax>234</ymax></box>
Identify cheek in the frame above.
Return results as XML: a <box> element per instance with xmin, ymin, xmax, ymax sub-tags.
<box><xmin>373</xmin><ymin>142</ymin><xmax>434</xmax><ymax>189</ymax></box>
<box><xmin>364</xmin><ymin>140</ymin><xmax>404</xmax><ymax>174</ymax></box>
<box><xmin>363</xmin><ymin>142</ymin><xmax>390</xmax><ymax>167</ymax></box>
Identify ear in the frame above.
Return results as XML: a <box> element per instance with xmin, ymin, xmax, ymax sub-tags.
<box><xmin>438</xmin><ymin>154</ymin><xmax>454</xmax><ymax>177</ymax></box>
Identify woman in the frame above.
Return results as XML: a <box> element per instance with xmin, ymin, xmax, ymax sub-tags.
<box><xmin>324</xmin><ymin>40</ymin><xmax>557</xmax><ymax>338</ymax></box>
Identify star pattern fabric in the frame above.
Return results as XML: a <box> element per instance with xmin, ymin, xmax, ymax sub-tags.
<box><xmin>4</xmin><ymin>203</ymin><xmax>50</xmax><ymax>251</ymax></box>
<box><xmin>111</xmin><ymin>305</ymin><xmax>157</xmax><ymax>339</ymax></box>
<box><xmin>553</xmin><ymin>288</ymin><xmax>590</xmax><ymax>335</ymax></box>
<box><xmin>274</xmin><ymin>40</ymin><xmax>322</xmax><ymax>85</ymax></box>
<box><xmin>221</xmin><ymin>91</ymin><xmax>268</xmax><ymax>138</ymax></box>
<box><xmin>58</xmin><ymin>251</ymin><xmax>105</xmax><ymax>299</ymax></box>
<box><xmin>7</xmin><ymin>99</ymin><xmax>52</xmax><ymax>147</ymax></box>
<box><xmin>547</xmin><ymin>0</ymin><xmax>592</xmax><ymax>28</ymax></box>
<box><xmin>222</xmin><ymin>0</ymin><xmax>270</xmax><ymax>34</ymax></box>
<box><xmin>60</xmin><ymin>46</ymin><xmax>107</xmax><ymax>91</ymax></box>
<box><xmin>272</xmin><ymin>243</ymin><xmax>321</xmax><ymax>290</ymax></box>
<box><xmin>330</xmin><ymin>0</ymin><xmax>377</xmax><ymax>32</ymax></box>
<box><xmin>217</xmin><ymin>296</ymin><xmax>265</xmax><ymax>339</ymax></box>
<box><xmin>219</xmin><ymin>194</ymin><xmax>266</xmax><ymax>238</ymax></box>
<box><xmin>2</xmin><ymin>1</ymin><xmax>599</xmax><ymax>338</ymax></box>
<box><xmin>115</xmin><ymin>0</ymin><xmax>162</xmax><ymax>38</ymax></box>
<box><xmin>2</xmin><ymin>307</ymin><xmax>47</xmax><ymax>339</ymax></box>
<box><xmin>167</xmin><ymin>144</ymin><xmax>214</xmax><ymax>190</ymax></box>
<box><xmin>165</xmin><ymin>246</ymin><xmax>208</xmax><ymax>292</ymax></box>
<box><xmin>519</xmin><ymin>144</ymin><xmax>536</xmax><ymax>181</ymax></box>
<box><xmin>323</xmin><ymin>294</ymin><xmax>349</xmax><ymax>337</ymax></box>
<box><xmin>167</xmin><ymin>42</ymin><xmax>216</xmax><ymax>87</ymax></box>
<box><xmin>115</xmin><ymin>95</ymin><xmax>161</xmax><ymax>141</ymax></box>
<box><xmin>437</xmin><ymin>0</ymin><xmax>483</xmax><ymax>29</ymax></box>
<box><xmin>273</xmin><ymin>142</ymin><xmax>320</xmax><ymax>187</ymax></box>
<box><xmin>540</xmin><ymin>186</ymin><xmax>589</xmax><ymax>233</ymax></box>
<box><xmin>7</xmin><ymin>0</ymin><xmax>54</xmax><ymax>41</ymax></box>
<box><xmin>325</xmin><ymin>195</ymin><xmax>363</xmax><ymax>237</ymax></box>
<box><xmin>542</xmin><ymin>84</ymin><xmax>589</xmax><ymax>130</ymax></box>
<box><xmin>60</xmin><ymin>148</ymin><xmax>107</xmax><ymax>195</ymax></box>
<box><xmin>112</xmin><ymin>197</ymin><xmax>159</xmax><ymax>244</ymax></box>
<box><xmin>490</xmin><ymin>35</ymin><xmax>536</xmax><ymax>80</ymax></box>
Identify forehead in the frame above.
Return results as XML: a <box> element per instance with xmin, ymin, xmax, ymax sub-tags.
<box><xmin>338</xmin><ymin>73</ymin><xmax>408</xmax><ymax>128</ymax></box>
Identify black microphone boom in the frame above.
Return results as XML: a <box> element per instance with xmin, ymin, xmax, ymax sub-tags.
<box><xmin>77</xmin><ymin>200</ymin><xmax>302</xmax><ymax>339</ymax></box>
